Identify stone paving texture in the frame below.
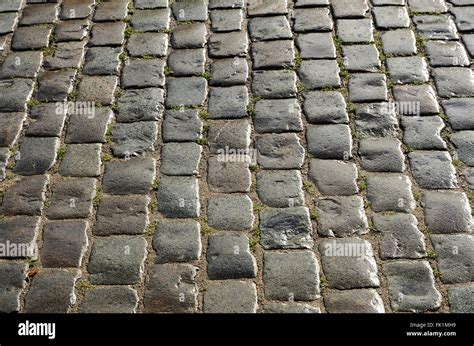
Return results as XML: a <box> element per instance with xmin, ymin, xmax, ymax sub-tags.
<box><xmin>0</xmin><ymin>0</ymin><xmax>473</xmax><ymax>314</ymax></box>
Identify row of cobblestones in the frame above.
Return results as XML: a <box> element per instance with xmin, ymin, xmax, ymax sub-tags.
<box><xmin>0</xmin><ymin>0</ymin><xmax>473</xmax><ymax>313</ymax></box>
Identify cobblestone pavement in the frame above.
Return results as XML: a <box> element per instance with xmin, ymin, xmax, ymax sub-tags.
<box><xmin>0</xmin><ymin>0</ymin><xmax>473</xmax><ymax>314</ymax></box>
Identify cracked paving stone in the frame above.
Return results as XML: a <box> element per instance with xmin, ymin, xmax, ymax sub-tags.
<box><xmin>121</xmin><ymin>59</ymin><xmax>165</xmax><ymax>89</ymax></box>
<box><xmin>11</xmin><ymin>25</ymin><xmax>51</xmax><ymax>50</ymax></box>
<box><xmin>89</xmin><ymin>22</ymin><xmax>125</xmax><ymax>47</ymax></box>
<box><xmin>356</xmin><ymin>102</ymin><xmax>399</xmax><ymax>137</ymax></box>
<box><xmin>256</xmin><ymin>133</ymin><xmax>305</xmax><ymax>169</ymax></box>
<box><xmin>210</xmin><ymin>57</ymin><xmax>248</xmax><ymax>86</ymax></box>
<box><xmin>14</xmin><ymin>137</ymin><xmax>59</xmax><ymax>176</ymax></box>
<box><xmin>46</xmin><ymin>178</ymin><xmax>96</xmax><ymax>220</ymax></box>
<box><xmin>0</xmin><ymin>112</ymin><xmax>25</xmax><ymax>147</ymax></box>
<box><xmin>83</xmin><ymin>47</ymin><xmax>121</xmax><ymax>76</ymax></box>
<box><xmin>401</xmin><ymin>116</ymin><xmax>446</xmax><ymax>150</ymax></box>
<box><xmin>254</xmin><ymin>99</ymin><xmax>303</xmax><ymax>133</ymax></box>
<box><xmin>264</xmin><ymin>251</ymin><xmax>319</xmax><ymax>301</ymax></box>
<box><xmin>172</xmin><ymin>0</ymin><xmax>208</xmax><ymax>21</ymax></box>
<box><xmin>409</xmin><ymin>151</ymin><xmax>457</xmax><ymax>189</ymax></box>
<box><xmin>263</xmin><ymin>302</ymin><xmax>321</xmax><ymax>313</ymax></box>
<box><xmin>294</xmin><ymin>8</ymin><xmax>333</xmax><ymax>32</ymax></box>
<box><xmin>0</xmin><ymin>216</ymin><xmax>40</xmax><ymax>258</ymax></box>
<box><xmin>207</xmin><ymin>195</ymin><xmax>254</xmax><ymax>231</ymax></box>
<box><xmin>374</xmin><ymin>213</ymin><xmax>426</xmax><ymax>259</ymax></box>
<box><xmin>79</xmin><ymin>287</ymin><xmax>138</xmax><ymax>313</ymax></box>
<box><xmin>166</xmin><ymin>77</ymin><xmax>207</xmax><ymax>107</ymax></box>
<box><xmin>55</xmin><ymin>19</ymin><xmax>89</xmax><ymax>42</ymax></box>
<box><xmin>153</xmin><ymin>220</ymin><xmax>202</xmax><ymax>263</ymax></box>
<box><xmin>343</xmin><ymin>45</ymin><xmax>380</xmax><ymax>72</ymax></box>
<box><xmin>304</xmin><ymin>91</ymin><xmax>348</xmax><ymax>124</ymax></box>
<box><xmin>381</xmin><ymin>29</ymin><xmax>417</xmax><ymax>56</ymax></box>
<box><xmin>60</xmin><ymin>0</ymin><xmax>94</xmax><ymax>19</ymax></box>
<box><xmin>260</xmin><ymin>207</ymin><xmax>314</xmax><ymax>249</ymax></box>
<box><xmin>204</xmin><ymin>281</ymin><xmax>257</xmax><ymax>313</ymax></box>
<box><xmin>349</xmin><ymin>73</ymin><xmax>388</xmax><ymax>102</ymax></box>
<box><xmin>252</xmin><ymin>70</ymin><xmax>297</xmax><ymax>98</ymax></box>
<box><xmin>43</xmin><ymin>41</ymin><xmax>87</xmax><ymax>70</ymax></box>
<box><xmin>387</xmin><ymin>56</ymin><xmax>429</xmax><ymax>84</ymax></box>
<box><xmin>208</xmin><ymin>86</ymin><xmax>248</xmax><ymax>119</ymax></box>
<box><xmin>433</xmin><ymin>67</ymin><xmax>474</xmax><ymax>98</ymax></box>
<box><xmin>41</xmin><ymin>220</ymin><xmax>88</xmax><ymax>268</ymax></box>
<box><xmin>359</xmin><ymin>138</ymin><xmax>405</xmax><ymax>172</ymax></box>
<box><xmin>23</xmin><ymin>270</ymin><xmax>80</xmax><ymax>313</ymax></box>
<box><xmin>95</xmin><ymin>195</ymin><xmax>149</xmax><ymax>236</ymax></box>
<box><xmin>257</xmin><ymin>170</ymin><xmax>304</xmax><ymax>208</ymax></box>
<box><xmin>66</xmin><ymin>108</ymin><xmax>112</xmax><ymax>144</ymax></box>
<box><xmin>59</xmin><ymin>144</ymin><xmax>102</xmax><ymax>177</ymax></box>
<box><xmin>160</xmin><ymin>142</ymin><xmax>202</xmax><ymax>176</ymax></box>
<box><xmin>163</xmin><ymin>109</ymin><xmax>203</xmax><ymax>142</ymax></box>
<box><xmin>299</xmin><ymin>60</ymin><xmax>341</xmax><ymax>90</ymax></box>
<box><xmin>423</xmin><ymin>191</ymin><xmax>473</xmax><ymax>234</ymax></box>
<box><xmin>0</xmin><ymin>79</ymin><xmax>34</xmax><ymax>112</ymax></box>
<box><xmin>111</xmin><ymin>121</ymin><xmax>158</xmax><ymax>157</ymax></box>
<box><xmin>0</xmin><ymin>262</ymin><xmax>26</xmax><ymax>313</ymax></box>
<box><xmin>248</xmin><ymin>16</ymin><xmax>292</xmax><ymax>41</ymax></box>
<box><xmin>209</xmin><ymin>0</ymin><xmax>245</xmax><ymax>8</ymax></box>
<box><xmin>425</xmin><ymin>41</ymin><xmax>470</xmax><ymax>67</ymax></box>
<box><xmin>144</xmin><ymin>263</ymin><xmax>198</xmax><ymax>313</ymax></box>
<box><xmin>320</xmin><ymin>238</ymin><xmax>379</xmax><ymax>289</ymax></box>
<box><xmin>252</xmin><ymin>40</ymin><xmax>294</xmax><ymax>70</ymax></box>
<box><xmin>331</xmin><ymin>0</ymin><xmax>369</xmax><ymax>18</ymax></box>
<box><xmin>414</xmin><ymin>15</ymin><xmax>459</xmax><ymax>40</ymax></box>
<box><xmin>77</xmin><ymin>76</ymin><xmax>117</xmax><ymax>105</ymax></box>
<box><xmin>27</xmin><ymin>104</ymin><xmax>67</xmax><ymax>137</ymax></box>
<box><xmin>248</xmin><ymin>0</ymin><xmax>288</xmax><ymax>16</ymax></box>
<box><xmin>442</xmin><ymin>98</ymin><xmax>474</xmax><ymax>130</ymax></box>
<box><xmin>103</xmin><ymin>158</ymin><xmax>155</xmax><ymax>195</ymax></box>
<box><xmin>452</xmin><ymin>131</ymin><xmax>474</xmax><ymax>166</ymax></box>
<box><xmin>431</xmin><ymin>234</ymin><xmax>474</xmax><ymax>284</ymax></box>
<box><xmin>157</xmin><ymin>176</ymin><xmax>200</xmax><ymax>218</ymax></box>
<box><xmin>94</xmin><ymin>0</ymin><xmax>130</xmax><ymax>21</ymax></box>
<box><xmin>0</xmin><ymin>51</ymin><xmax>43</xmax><ymax>79</ymax></box>
<box><xmin>171</xmin><ymin>23</ymin><xmax>207</xmax><ymax>49</ymax></box>
<box><xmin>208</xmin><ymin>157</ymin><xmax>251</xmax><ymax>193</ymax></box>
<box><xmin>207</xmin><ymin>233</ymin><xmax>257</xmax><ymax>279</ymax></box>
<box><xmin>209</xmin><ymin>31</ymin><xmax>248</xmax><ymax>57</ymax></box>
<box><xmin>309</xmin><ymin>159</ymin><xmax>358</xmax><ymax>196</ymax></box>
<box><xmin>208</xmin><ymin>119</ymin><xmax>251</xmax><ymax>154</ymax></box>
<box><xmin>316</xmin><ymin>196</ymin><xmax>369</xmax><ymax>237</ymax></box>
<box><xmin>210</xmin><ymin>9</ymin><xmax>244</xmax><ymax>32</ymax></box>
<box><xmin>36</xmin><ymin>70</ymin><xmax>76</xmax><ymax>102</ymax></box>
<box><xmin>385</xmin><ymin>261</ymin><xmax>442</xmax><ymax>313</ymax></box>
<box><xmin>127</xmin><ymin>32</ymin><xmax>168</xmax><ymax>57</ymax></box>
<box><xmin>336</xmin><ymin>19</ymin><xmax>373</xmax><ymax>43</ymax></box>
<box><xmin>88</xmin><ymin>236</ymin><xmax>147</xmax><ymax>285</ymax></box>
<box><xmin>392</xmin><ymin>85</ymin><xmax>439</xmax><ymax>115</ymax></box>
<box><xmin>0</xmin><ymin>175</ymin><xmax>48</xmax><ymax>216</ymax></box>
<box><xmin>117</xmin><ymin>88</ymin><xmax>164</xmax><ymax>122</ymax></box>
<box><xmin>296</xmin><ymin>32</ymin><xmax>336</xmax><ymax>59</ymax></box>
<box><xmin>324</xmin><ymin>289</ymin><xmax>385</xmax><ymax>313</ymax></box>
<box><xmin>130</xmin><ymin>9</ymin><xmax>170</xmax><ymax>32</ymax></box>
<box><xmin>373</xmin><ymin>6</ymin><xmax>410</xmax><ymax>28</ymax></box>
<box><xmin>307</xmin><ymin>125</ymin><xmax>352</xmax><ymax>160</ymax></box>
<box><xmin>366</xmin><ymin>175</ymin><xmax>416</xmax><ymax>213</ymax></box>
<box><xmin>167</xmin><ymin>49</ymin><xmax>206</xmax><ymax>76</ymax></box>
<box><xmin>448</xmin><ymin>284</ymin><xmax>474</xmax><ymax>313</ymax></box>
